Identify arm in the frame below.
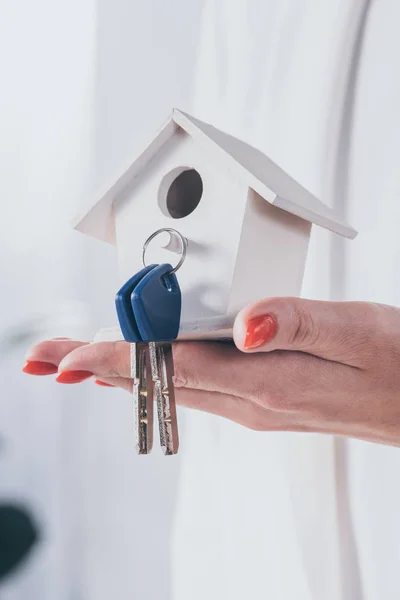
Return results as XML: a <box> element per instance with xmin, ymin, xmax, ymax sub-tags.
<box><xmin>23</xmin><ymin>298</ymin><xmax>400</xmax><ymax>446</ymax></box>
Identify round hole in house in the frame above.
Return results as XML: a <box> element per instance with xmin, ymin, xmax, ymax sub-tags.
<box><xmin>159</xmin><ymin>168</ymin><xmax>203</xmax><ymax>219</ymax></box>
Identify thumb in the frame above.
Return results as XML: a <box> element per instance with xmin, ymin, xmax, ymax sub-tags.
<box><xmin>233</xmin><ymin>297</ymin><xmax>383</xmax><ymax>366</ymax></box>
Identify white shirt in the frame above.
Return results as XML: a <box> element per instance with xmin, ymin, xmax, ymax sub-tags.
<box><xmin>172</xmin><ymin>2</ymin><xmax>400</xmax><ymax>599</ymax></box>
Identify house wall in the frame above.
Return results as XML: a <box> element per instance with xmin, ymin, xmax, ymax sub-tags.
<box><xmin>228</xmin><ymin>189</ymin><xmax>312</xmax><ymax>315</ymax></box>
<box><xmin>113</xmin><ymin>130</ymin><xmax>249</xmax><ymax>325</ymax></box>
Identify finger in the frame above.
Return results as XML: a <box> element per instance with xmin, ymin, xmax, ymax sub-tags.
<box><xmin>173</xmin><ymin>340</ymin><xmax>364</xmax><ymax>416</ymax></box>
<box><xmin>57</xmin><ymin>340</ymin><xmax>272</xmax><ymax>399</ymax></box>
<box><xmin>59</xmin><ymin>341</ymin><xmax>248</xmax><ymax>387</ymax></box>
<box><xmin>173</xmin><ymin>340</ymin><xmax>312</xmax><ymax>402</ymax></box>
<box><xmin>24</xmin><ymin>339</ymin><xmax>89</xmax><ymax>370</ymax></box>
<box><xmin>233</xmin><ymin>297</ymin><xmax>386</xmax><ymax>367</ymax></box>
<box><xmin>94</xmin><ymin>377</ymin><xmax>133</xmax><ymax>393</ymax></box>
<box><xmin>176</xmin><ymin>387</ymin><xmax>385</xmax><ymax>440</ymax></box>
<box><xmin>172</xmin><ymin>341</ymin><xmax>269</xmax><ymax>398</ymax></box>
<box><xmin>175</xmin><ymin>388</ymin><xmax>309</xmax><ymax>432</ymax></box>
<box><xmin>58</xmin><ymin>341</ymin><xmax>131</xmax><ymax>378</ymax></box>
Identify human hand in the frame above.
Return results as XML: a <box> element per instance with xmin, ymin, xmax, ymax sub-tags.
<box><xmin>23</xmin><ymin>298</ymin><xmax>400</xmax><ymax>446</ymax></box>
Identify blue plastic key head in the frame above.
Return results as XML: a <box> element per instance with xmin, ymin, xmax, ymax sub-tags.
<box><xmin>131</xmin><ymin>263</ymin><xmax>181</xmax><ymax>342</ymax></box>
<box><xmin>115</xmin><ymin>264</ymin><xmax>157</xmax><ymax>342</ymax></box>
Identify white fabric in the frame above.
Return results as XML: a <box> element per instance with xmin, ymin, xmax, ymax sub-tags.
<box><xmin>172</xmin><ymin>1</ymin><xmax>400</xmax><ymax>599</ymax></box>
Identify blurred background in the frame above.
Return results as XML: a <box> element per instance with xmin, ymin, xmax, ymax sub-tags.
<box><xmin>0</xmin><ymin>1</ymin><xmax>202</xmax><ymax>597</ymax></box>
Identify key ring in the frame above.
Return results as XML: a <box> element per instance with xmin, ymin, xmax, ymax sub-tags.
<box><xmin>142</xmin><ymin>228</ymin><xmax>187</xmax><ymax>274</ymax></box>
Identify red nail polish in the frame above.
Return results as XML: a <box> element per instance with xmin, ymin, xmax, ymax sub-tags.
<box><xmin>56</xmin><ymin>370</ymin><xmax>93</xmax><ymax>384</ymax></box>
<box><xmin>95</xmin><ymin>379</ymin><xmax>115</xmax><ymax>387</ymax></box>
<box><xmin>23</xmin><ymin>360</ymin><xmax>58</xmax><ymax>375</ymax></box>
<box><xmin>244</xmin><ymin>315</ymin><xmax>276</xmax><ymax>349</ymax></box>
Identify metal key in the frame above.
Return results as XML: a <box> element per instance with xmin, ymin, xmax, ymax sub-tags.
<box><xmin>131</xmin><ymin>259</ymin><xmax>182</xmax><ymax>455</ymax></box>
<box><xmin>119</xmin><ymin>264</ymin><xmax>180</xmax><ymax>455</ymax></box>
<box><xmin>149</xmin><ymin>342</ymin><xmax>179</xmax><ymax>455</ymax></box>
<box><xmin>115</xmin><ymin>265</ymin><xmax>157</xmax><ymax>454</ymax></box>
<box><xmin>116</xmin><ymin>228</ymin><xmax>185</xmax><ymax>455</ymax></box>
<box><xmin>131</xmin><ymin>342</ymin><xmax>154</xmax><ymax>454</ymax></box>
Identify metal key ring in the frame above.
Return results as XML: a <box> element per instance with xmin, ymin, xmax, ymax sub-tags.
<box><xmin>142</xmin><ymin>228</ymin><xmax>187</xmax><ymax>274</ymax></box>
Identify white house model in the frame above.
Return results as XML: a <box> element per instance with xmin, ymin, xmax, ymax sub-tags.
<box><xmin>73</xmin><ymin>109</ymin><xmax>357</xmax><ymax>341</ymax></box>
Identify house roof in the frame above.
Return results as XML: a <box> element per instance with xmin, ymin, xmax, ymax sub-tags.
<box><xmin>72</xmin><ymin>109</ymin><xmax>357</xmax><ymax>243</ymax></box>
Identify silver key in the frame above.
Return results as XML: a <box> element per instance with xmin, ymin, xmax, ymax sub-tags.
<box><xmin>149</xmin><ymin>342</ymin><xmax>179</xmax><ymax>455</ymax></box>
<box><xmin>131</xmin><ymin>342</ymin><xmax>154</xmax><ymax>454</ymax></box>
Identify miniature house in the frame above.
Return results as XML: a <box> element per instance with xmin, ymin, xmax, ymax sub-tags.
<box><xmin>73</xmin><ymin>109</ymin><xmax>356</xmax><ymax>340</ymax></box>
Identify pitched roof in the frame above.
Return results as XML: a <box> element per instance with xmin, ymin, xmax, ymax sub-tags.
<box><xmin>73</xmin><ymin>109</ymin><xmax>357</xmax><ymax>243</ymax></box>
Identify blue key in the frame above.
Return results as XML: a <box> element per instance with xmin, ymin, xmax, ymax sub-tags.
<box><xmin>131</xmin><ymin>263</ymin><xmax>180</xmax><ymax>454</ymax></box>
<box><xmin>131</xmin><ymin>263</ymin><xmax>181</xmax><ymax>343</ymax></box>
<box><xmin>115</xmin><ymin>264</ymin><xmax>157</xmax><ymax>342</ymax></box>
<box><xmin>115</xmin><ymin>264</ymin><xmax>159</xmax><ymax>455</ymax></box>
<box><xmin>115</xmin><ymin>262</ymin><xmax>181</xmax><ymax>455</ymax></box>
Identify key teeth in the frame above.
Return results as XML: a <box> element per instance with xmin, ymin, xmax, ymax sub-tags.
<box><xmin>154</xmin><ymin>343</ymin><xmax>179</xmax><ymax>455</ymax></box>
<box><xmin>131</xmin><ymin>342</ymin><xmax>179</xmax><ymax>456</ymax></box>
<box><xmin>131</xmin><ymin>343</ymin><xmax>154</xmax><ymax>455</ymax></box>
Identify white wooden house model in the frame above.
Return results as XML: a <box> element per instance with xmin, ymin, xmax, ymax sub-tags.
<box><xmin>73</xmin><ymin>109</ymin><xmax>356</xmax><ymax>340</ymax></box>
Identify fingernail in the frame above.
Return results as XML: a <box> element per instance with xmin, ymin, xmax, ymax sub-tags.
<box><xmin>95</xmin><ymin>379</ymin><xmax>115</xmax><ymax>387</ymax></box>
<box><xmin>244</xmin><ymin>315</ymin><xmax>277</xmax><ymax>349</ymax></box>
<box><xmin>56</xmin><ymin>370</ymin><xmax>93</xmax><ymax>384</ymax></box>
<box><xmin>22</xmin><ymin>360</ymin><xmax>58</xmax><ymax>375</ymax></box>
